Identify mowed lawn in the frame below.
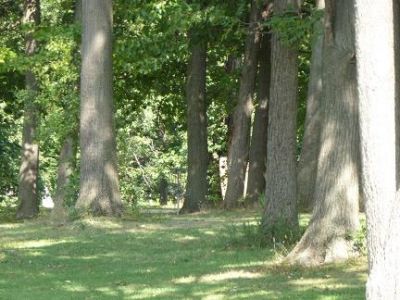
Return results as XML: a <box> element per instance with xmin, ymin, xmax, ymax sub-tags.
<box><xmin>0</xmin><ymin>209</ymin><xmax>367</xmax><ymax>299</ymax></box>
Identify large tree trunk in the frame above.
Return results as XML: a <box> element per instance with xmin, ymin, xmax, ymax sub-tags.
<box><xmin>287</xmin><ymin>0</ymin><xmax>360</xmax><ymax>265</ymax></box>
<box><xmin>76</xmin><ymin>0</ymin><xmax>123</xmax><ymax>216</ymax></box>
<box><xmin>224</xmin><ymin>0</ymin><xmax>261</xmax><ymax>209</ymax></box>
<box><xmin>355</xmin><ymin>1</ymin><xmax>400</xmax><ymax>299</ymax></box>
<box><xmin>262</xmin><ymin>0</ymin><xmax>300</xmax><ymax>234</ymax></box>
<box><xmin>246</xmin><ymin>31</ymin><xmax>271</xmax><ymax>206</ymax></box>
<box><xmin>180</xmin><ymin>32</ymin><xmax>208</xmax><ymax>214</ymax></box>
<box><xmin>297</xmin><ymin>0</ymin><xmax>324</xmax><ymax>212</ymax></box>
<box><xmin>16</xmin><ymin>0</ymin><xmax>41</xmax><ymax>219</ymax></box>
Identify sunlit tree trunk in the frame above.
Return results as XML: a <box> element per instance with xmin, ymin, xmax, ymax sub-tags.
<box><xmin>297</xmin><ymin>0</ymin><xmax>324</xmax><ymax>212</ymax></box>
<box><xmin>180</xmin><ymin>31</ymin><xmax>208</xmax><ymax>214</ymax></box>
<box><xmin>246</xmin><ymin>31</ymin><xmax>271</xmax><ymax>206</ymax></box>
<box><xmin>16</xmin><ymin>0</ymin><xmax>41</xmax><ymax>219</ymax></box>
<box><xmin>262</xmin><ymin>0</ymin><xmax>300</xmax><ymax>234</ymax></box>
<box><xmin>287</xmin><ymin>0</ymin><xmax>360</xmax><ymax>265</ymax></box>
<box><xmin>355</xmin><ymin>0</ymin><xmax>400</xmax><ymax>298</ymax></box>
<box><xmin>76</xmin><ymin>0</ymin><xmax>123</xmax><ymax>216</ymax></box>
<box><xmin>224</xmin><ymin>0</ymin><xmax>261</xmax><ymax>209</ymax></box>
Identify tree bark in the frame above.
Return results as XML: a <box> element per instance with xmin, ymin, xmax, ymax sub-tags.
<box><xmin>76</xmin><ymin>0</ymin><xmax>123</xmax><ymax>216</ymax></box>
<box><xmin>355</xmin><ymin>0</ymin><xmax>400</xmax><ymax>298</ymax></box>
<box><xmin>297</xmin><ymin>0</ymin><xmax>324</xmax><ymax>212</ymax></box>
<box><xmin>246</xmin><ymin>32</ymin><xmax>271</xmax><ymax>206</ymax></box>
<box><xmin>224</xmin><ymin>0</ymin><xmax>261</xmax><ymax>209</ymax></box>
<box><xmin>16</xmin><ymin>0</ymin><xmax>41</xmax><ymax>219</ymax></box>
<box><xmin>180</xmin><ymin>32</ymin><xmax>208</xmax><ymax>214</ymax></box>
<box><xmin>287</xmin><ymin>0</ymin><xmax>360</xmax><ymax>265</ymax></box>
<box><xmin>51</xmin><ymin>135</ymin><xmax>76</xmax><ymax>222</ymax></box>
<box><xmin>51</xmin><ymin>0</ymin><xmax>81</xmax><ymax>223</ymax></box>
<box><xmin>262</xmin><ymin>0</ymin><xmax>300</xmax><ymax>234</ymax></box>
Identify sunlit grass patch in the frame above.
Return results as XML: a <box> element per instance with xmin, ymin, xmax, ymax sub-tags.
<box><xmin>0</xmin><ymin>210</ymin><xmax>366</xmax><ymax>299</ymax></box>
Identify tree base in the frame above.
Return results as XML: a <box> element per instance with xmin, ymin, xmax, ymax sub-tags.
<box><xmin>286</xmin><ymin>236</ymin><xmax>358</xmax><ymax>266</ymax></box>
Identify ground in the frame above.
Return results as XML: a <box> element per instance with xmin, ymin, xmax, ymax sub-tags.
<box><xmin>0</xmin><ymin>209</ymin><xmax>367</xmax><ymax>299</ymax></box>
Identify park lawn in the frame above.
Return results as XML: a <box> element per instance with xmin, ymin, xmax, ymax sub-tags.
<box><xmin>0</xmin><ymin>209</ymin><xmax>367</xmax><ymax>300</ymax></box>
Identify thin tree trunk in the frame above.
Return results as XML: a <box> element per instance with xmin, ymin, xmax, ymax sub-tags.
<box><xmin>355</xmin><ymin>0</ymin><xmax>400</xmax><ymax>298</ymax></box>
<box><xmin>246</xmin><ymin>32</ymin><xmax>271</xmax><ymax>206</ymax></box>
<box><xmin>51</xmin><ymin>0</ymin><xmax>81</xmax><ymax>223</ymax></box>
<box><xmin>51</xmin><ymin>135</ymin><xmax>76</xmax><ymax>221</ymax></box>
<box><xmin>224</xmin><ymin>0</ymin><xmax>261</xmax><ymax>209</ymax></box>
<box><xmin>287</xmin><ymin>0</ymin><xmax>360</xmax><ymax>265</ymax></box>
<box><xmin>76</xmin><ymin>0</ymin><xmax>123</xmax><ymax>216</ymax></box>
<box><xmin>297</xmin><ymin>0</ymin><xmax>324</xmax><ymax>212</ymax></box>
<box><xmin>180</xmin><ymin>32</ymin><xmax>208</xmax><ymax>214</ymax></box>
<box><xmin>262</xmin><ymin>0</ymin><xmax>300</xmax><ymax>234</ymax></box>
<box><xmin>16</xmin><ymin>0</ymin><xmax>41</xmax><ymax>219</ymax></box>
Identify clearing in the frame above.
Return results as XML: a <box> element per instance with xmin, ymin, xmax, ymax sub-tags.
<box><xmin>0</xmin><ymin>209</ymin><xmax>367</xmax><ymax>299</ymax></box>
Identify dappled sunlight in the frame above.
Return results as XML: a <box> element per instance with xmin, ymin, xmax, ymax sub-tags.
<box><xmin>222</xmin><ymin>261</ymin><xmax>266</xmax><ymax>269</ymax></box>
<box><xmin>173</xmin><ymin>275</ymin><xmax>196</xmax><ymax>284</ymax></box>
<box><xmin>199</xmin><ymin>270</ymin><xmax>264</xmax><ymax>283</ymax></box>
<box><xmin>2</xmin><ymin>238</ymin><xmax>74</xmax><ymax>249</ymax></box>
<box><xmin>80</xmin><ymin>218</ymin><xmax>124</xmax><ymax>230</ymax></box>
<box><xmin>175</xmin><ymin>235</ymin><xmax>199</xmax><ymax>242</ymax></box>
<box><xmin>0</xmin><ymin>211</ymin><xmax>366</xmax><ymax>299</ymax></box>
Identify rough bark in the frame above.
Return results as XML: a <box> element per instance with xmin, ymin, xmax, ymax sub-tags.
<box><xmin>76</xmin><ymin>0</ymin><xmax>123</xmax><ymax>216</ymax></box>
<box><xmin>224</xmin><ymin>0</ymin><xmax>261</xmax><ymax>209</ymax></box>
<box><xmin>262</xmin><ymin>0</ymin><xmax>300</xmax><ymax>233</ymax></box>
<box><xmin>180</xmin><ymin>33</ymin><xmax>208</xmax><ymax>214</ymax></box>
<box><xmin>287</xmin><ymin>0</ymin><xmax>360</xmax><ymax>265</ymax></box>
<box><xmin>355</xmin><ymin>0</ymin><xmax>400</xmax><ymax>298</ymax></box>
<box><xmin>16</xmin><ymin>0</ymin><xmax>41</xmax><ymax>219</ymax></box>
<box><xmin>246</xmin><ymin>32</ymin><xmax>271</xmax><ymax>206</ymax></box>
<box><xmin>297</xmin><ymin>0</ymin><xmax>324</xmax><ymax>212</ymax></box>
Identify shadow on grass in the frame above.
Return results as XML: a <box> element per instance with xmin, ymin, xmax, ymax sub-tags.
<box><xmin>0</xmin><ymin>211</ymin><xmax>366</xmax><ymax>300</ymax></box>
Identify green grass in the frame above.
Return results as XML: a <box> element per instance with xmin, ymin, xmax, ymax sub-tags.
<box><xmin>0</xmin><ymin>209</ymin><xmax>367</xmax><ymax>299</ymax></box>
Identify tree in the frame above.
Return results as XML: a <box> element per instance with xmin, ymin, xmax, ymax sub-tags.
<box><xmin>246</xmin><ymin>28</ymin><xmax>271</xmax><ymax>206</ymax></box>
<box><xmin>287</xmin><ymin>0</ymin><xmax>360</xmax><ymax>265</ymax></box>
<box><xmin>76</xmin><ymin>0</ymin><xmax>123</xmax><ymax>216</ymax></box>
<box><xmin>180</xmin><ymin>30</ymin><xmax>208</xmax><ymax>214</ymax></box>
<box><xmin>16</xmin><ymin>0</ymin><xmax>41</xmax><ymax>219</ymax></box>
<box><xmin>297</xmin><ymin>0</ymin><xmax>324</xmax><ymax>211</ymax></box>
<box><xmin>262</xmin><ymin>0</ymin><xmax>300</xmax><ymax>235</ymax></box>
<box><xmin>224</xmin><ymin>0</ymin><xmax>261</xmax><ymax>209</ymax></box>
<box><xmin>355</xmin><ymin>0</ymin><xmax>400</xmax><ymax>298</ymax></box>
<box><xmin>51</xmin><ymin>0</ymin><xmax>81</xmax><ymax>222</ymax></box>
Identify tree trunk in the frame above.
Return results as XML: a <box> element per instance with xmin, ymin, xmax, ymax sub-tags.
<box><xmin>287</xmin><ymin>0</ymin><xmax>360</xmax><ymax>265</ymax></box>
<box><xmin>51</xmin><ymin>135</ymin><xmax>76</xmax><ymax>222</ymax></box>
<box><xmin>246</xmin><ymin>32</ymin><xmax>271</xmax><ymax>206</ymax></box>
<box><xmin>262</xmin><ymin>0</ymin><xmax>300</xmax><ymax>235</ymax></box>
<box><xmin>51</xmin><ymin>0</ymin><xmax>81</xmax><ymax>223</ymax></box>
<box><xmin>76</xmin><ymin>0</ymin><xmax>123</xmax><ymax>216</ymax></box>
<box><xmin>224</xmin><ymin>0</ymin><xmax>261</xmax><ymax>209</ymax></box>
<box><xmin>180</xmin><ymin>33</ymin><xmax>208</xmax><ymax>214</ymax></box>
<box><xmin>355</xmin><ymin>0</ymin><xmax>400</xmax><ymax>298</ymax></box>
<box><xmin>16</xmin><ymin>0</ymin><xmax>41</xmax><ymax>219</ymax></box>
<box><xmin>297</xmin><ymin>0</ymin><xmax>324</xmax><ymax>212</ymax></box>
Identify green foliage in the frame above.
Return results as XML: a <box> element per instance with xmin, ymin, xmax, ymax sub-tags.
<box><xmin>348</xmin><ymin>221</ymin><xmax>367</xmax><ymax>255</ymax></box>
<box><xmin>266</xmin><ymin>5</ymin><xmax>324</xmax><ymax>48</ymax></box>
<box><xmin>261</xmin><ymin>218</ymin><xmax>302</xmax><ymax>251</ymax></box>
<box><xmin>0</xmin><ymin>0</ymin><xmax>319</xmax><ymax>212</ymax></box>
<box><xmin>221</xmin><ymin>221</ymin><xmax>268</xmax><ymax>249</ymax></box>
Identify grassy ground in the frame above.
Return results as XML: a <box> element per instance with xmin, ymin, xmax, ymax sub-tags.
<box><xmin>0</xmin><ymin>209</ymin><xmax>367</xmax><ymax>299</ymax></box>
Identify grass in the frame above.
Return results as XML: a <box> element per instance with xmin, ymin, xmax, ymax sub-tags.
<box><xmin>0</xmin><ymin>209</ymin><xmax>367</xmax><ymax>299</ymax></box>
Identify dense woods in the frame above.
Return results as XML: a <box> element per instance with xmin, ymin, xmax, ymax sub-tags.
<box><xmin>1</xmin><ymin>0</ymin><xmax>399</xmax><ymax>298</ymax></box>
